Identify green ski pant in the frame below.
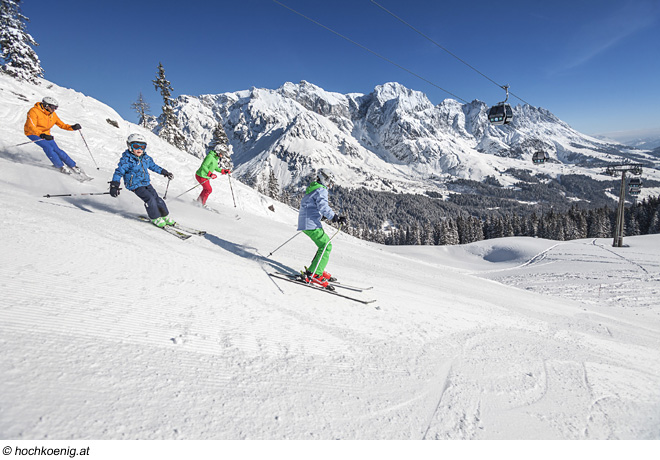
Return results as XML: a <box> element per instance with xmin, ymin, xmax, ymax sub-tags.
<box><xmin>303</xmin><ymin>228</ymin><xmax>332</xmax><ymax>275</ymax></box>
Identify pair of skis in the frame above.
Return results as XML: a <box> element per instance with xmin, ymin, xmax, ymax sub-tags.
<box><xmin>138</xmin><ymin>216</ymin><xmax>206</xmax><ymax>240</ymax></box>
<box><xmin>268</xmin><ymin>271</ymin><xmax>376</xmax><ymax>305</ymax></box>
<box><xmin>68</xmin><ymin>169</ymin><xmax>93</xmax><ymax>182</ymax></box>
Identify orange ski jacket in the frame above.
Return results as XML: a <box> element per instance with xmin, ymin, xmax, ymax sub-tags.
<box><xmin>24</xmin><ymin>103</ymin><xmax>74</xmax><ymax>137</ymax></box>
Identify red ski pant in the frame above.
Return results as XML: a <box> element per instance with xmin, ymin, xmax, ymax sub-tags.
<box><xmin>195</xmin><ymin>174</ymin><xmax>212</xmax><ymax>205</ymax></box>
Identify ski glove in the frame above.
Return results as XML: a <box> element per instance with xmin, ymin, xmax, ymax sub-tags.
<box><xmin>71</xmin><ymin>123</ymin><xmax>81</xmax><ymax>130</ymax></box>
<box><xmin>332</xmin><ymin>215</ymin><xmax>347</xmax><ymax>224</ymax></box>
<box><xmin>208</xmin><ymin>172</ymin><xmax>217</xmax><ymax>179</ymax></box>
<box><xmin>161</xmin><ymin>169</ymin><xmax>174</xmax><ymax>180</ymax></box>
<box><xmin>221</xmin><ymin>169</ymin><xmax>231</xmax><ymax>175</ymax></box>
<box><xmin>39</xmin><ymin>133</ymin><xmax>54</xmax><ymax>141</ymax></box>
<box><xmin>109</xmin><ymin>181</ymin><xmax>121</xmax><ymax>197</ymax></box>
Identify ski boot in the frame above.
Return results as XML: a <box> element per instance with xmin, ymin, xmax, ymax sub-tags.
<box><xmin>60</xmin><ymin>165</ymin><xmax>73</xmax><ymax>175</ymax></box>
<box><xmin>305</xmin><ymin>267</ymin><xmax>337</xmax><ymax>283</ymax></box>
<box><xmin>303</xmin><ymin>270</ymin><xmax>334</xmax><ymax>291</ymax></box>
<box><xmin>71</xmin><ymin>165</ymin><xmax>89</xmax><ymax>177</ymax></box>
<box><xmin>321</xmin><ymin>271</ymin><xmax>337</xmax><ymax>282</ymax></box>
<box><xmin>152</xmin><ymin>216</ymin><xmax>167</xmax><ymax>228</ymax></box>
<box><xmin>162</xmin><ymin>215</ymin><xmax>176</xmax><ymax>226</ymax></box>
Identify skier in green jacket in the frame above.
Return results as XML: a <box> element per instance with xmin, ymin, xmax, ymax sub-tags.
<box><xmin>195</xmin><ymin>149</ymin><xmax>231</xmax><ymax>206</ymax></box>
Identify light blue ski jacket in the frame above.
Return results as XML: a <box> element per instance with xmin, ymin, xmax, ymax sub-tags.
<box><xmin>297</xmin><ymin>182</ymin><xmax>336</xmax><ymax>231</ymax></box>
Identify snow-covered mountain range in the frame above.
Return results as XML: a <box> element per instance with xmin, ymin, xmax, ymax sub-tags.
<box><xmin>173</xmin><ymin>80</ymin><xmax>660</xmax><ymax>195</ymax></box>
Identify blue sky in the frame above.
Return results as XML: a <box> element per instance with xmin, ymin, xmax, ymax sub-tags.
<box><xmin>22</xmin><ymin>0</ymin><xmax>660</xmax><ymax>138</ymax></box>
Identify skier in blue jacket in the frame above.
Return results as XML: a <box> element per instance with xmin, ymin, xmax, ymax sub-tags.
<box><xmin>297</xmin><ymin>169</ymin><xmax>347</xmax><ymax>289</ymax></box>
<box><xmin>109</xmin><ymin>133</ymin><xmax>175</xmax><ymax>228</ymax></box>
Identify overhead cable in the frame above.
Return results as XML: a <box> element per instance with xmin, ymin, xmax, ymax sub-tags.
<box><xmin>370</xmin><ymin>0</ymin><xmax>532</xmax><ymax>106</ymax></box>
<box><xmin>272</xmin><ymin>0</ymin><xmax>469</xmax><ymax>103</ymax></box>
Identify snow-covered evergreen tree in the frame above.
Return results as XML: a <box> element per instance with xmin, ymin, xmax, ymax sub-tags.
<box><xmin>209</xmin><ymin>121</ymin><xmax>229</xmax><ymax>153</ymax></box>
<box><xmin>130</xmin><ymin>92</ymin><xmax>151</xmax><ymax>127</ymax></box>
<box><xmin>422</xmin><ymin>221</ymin><xmax>434</xmax><ymax>245</ymax></box>
<box><xmin>439</xmin><ymin>218</ymin><xmax>460</xmax><ymax>246</ymax></box>
<box><xmin>0</xmin><ymin>0</ymin><xmax>43</xmax><ymax>83</ymax></box>
<box><xmin>266</xmin><ymin>169</ymin><xmax>280</xmax><ymax>199</ymax></box>
<box><xmin>626</xmin><ymin>211</ymin><xmax>641</xmax><ymax>236</ymax></box>
<box><xmin>208</xmin><ymin>121</ymin><xmax>233</xmax><ymax>170</ymax></box>
<box><xmin>649</xmin><ymin>206</ymin><xmax>660</xmax><ymax>234</ymax></box>
<box><xmin>587</xmin><ymin>208</ymin><xmax>612</xmax><ymax>238</ymax></box>
<box><xmin>152</xmin><ymin>62</ymin><xmax>186</xmax><ymax>150</ymax></box>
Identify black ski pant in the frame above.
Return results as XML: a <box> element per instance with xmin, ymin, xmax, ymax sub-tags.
<box><xmin>133</xmin><ymin>184</ymin><xmax>169</xmax><ymax>220</ymax></box>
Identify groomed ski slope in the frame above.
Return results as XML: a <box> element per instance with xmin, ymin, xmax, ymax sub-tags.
<box><xmin>1</xmin><ymin>75</ymin><xmax>659</xmax><ymax>440</ymax></box>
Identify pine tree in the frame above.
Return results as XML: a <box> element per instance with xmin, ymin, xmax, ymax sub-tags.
<box><xmin>209</xmin><ymin>121</ymin><xmax>233</xmax><ymax>170</ymax></box>
<box><xmin>152</xmin><ymin>62</ymin><xmax>186</xmax><ymax>150</ymax></box>
<box><xmin>588</xmin><ymin>207</ymin><xmax>612</xmax><ymax>238</ymax></box>
<box><xmin>649</xmin><ymin>205</ymin><xmax>660</xmax><ymax>234</ymax></box>
<box><xmin>439</xmin><ymin>218</ymin><xmax>459</xmax><ymax>245</ymax></box>
<box><xmin>130</xmin><ymin>92</ymin><xmax>151</xmax><ymax>127</ymax></box>
<box><xmin>210</xmin><ymin>121</ymin><xmax>229</xmax><ymax>153</ymax></box>
<box><xmin>626</xmin><ymin>210</ymin><xmax>641</xmax><ymax>236</ymax></box>
<box><xmin>266</xmin><ymin>169</ymin><xmax>280</xmax><ymax>199</ymax></box>
<box><xmin>0</xmin><ymin>0</ymin><xmax>43</xmax><ymax>83</ymax></box>
<box><xmin>422</xmin><ymin>221</ymin><xmax>434</xmax><ymax>245</ymax></box>
<box><xmin>471</xmin><ymin>217</ymin><xmax>485</xmax><ymax>242</ymax></box>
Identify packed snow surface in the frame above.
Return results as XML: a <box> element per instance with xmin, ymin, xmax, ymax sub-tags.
<box><xmin>1</xmin><ymin>76</ymin><xmax>659</xmax><ymax>440</ymax></box>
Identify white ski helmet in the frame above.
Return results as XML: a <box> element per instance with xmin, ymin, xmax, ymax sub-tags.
<box><xmin>127</xmin><ymin>133</ymin><xmax>147</xmax><ymax>152</ymax></box>
<box><xmin>42</xmin><ymin>96</ymin><xmax>59</xmax><ymax>109</ymax></box>
<box><xmin>316</xmin><ymin>169</ymin><xmax>334</xmax><ymax>186</ymax></box>
<box><xmin>210</xmin><ymin>145</ymin><xmax>224</xmax><ymax>157</ymax></box>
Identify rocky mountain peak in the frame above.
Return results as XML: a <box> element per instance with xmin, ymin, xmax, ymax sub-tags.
<box><xmin>170</xmin><ymin>81</ymin><xmax>650</xmax><ymax>195</ymax></box>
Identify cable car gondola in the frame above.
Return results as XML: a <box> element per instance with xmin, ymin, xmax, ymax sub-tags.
<box><xmin>628</xmin><ymin>177</ymin><xmax>642</xmax><ymax>196</ymax></box>
<box><xmin>488</xmin><ymin>104</ymin><xmax>513</xmax><ymax>125</ymax></box>
<box><xmin>488</xmin><ymin>85</ymin><xmax>513</xmax><ymax>125</ymax></box>
<box><xmin>532</xmin><ymin>151</ymin><xmax>549</xmax><ymax>164</ymax></box>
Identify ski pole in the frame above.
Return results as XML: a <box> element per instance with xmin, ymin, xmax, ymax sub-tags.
<box><xmin>171</xmin><ymin>178</ymin><xmax>209</xmax><ymax>200</ymax></box>
<box><xmin>267</xmin><ymin>232</ymin><xmax>302</xmax><ymax>257</ymax></box>
<box><xmin>43</xmin><ymin>191</ymin><xmax>113</xmax><ymax>198</ymax></box>
<box><xmin>14</xmin><ymin>138</ymin><xmax>45</xmax><ymax>147</ymax></box>
<box><xmin>78</xmin><ymin>130</ymin><xmax>100</xmax><ymax>170</ymax></box>
<box><xmin>163</xmin><ymin>177</ymin><xmax>171</xmax><ymax>199</ymax></box>
<box><xmin>310</xmin><ymin>223</ymin><xmax>343</xmax><ymax>275</ymax></box>
<box><xmin>227</xmin><ymin>174</ymin><xmax>237</xmax><ymax>207</ymax></box>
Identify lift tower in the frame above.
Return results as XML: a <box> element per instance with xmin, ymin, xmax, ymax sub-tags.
<box><xmin>604</xmin><ymin>163</ymin><xmax>643</xmax><ymax>247</ymax></box>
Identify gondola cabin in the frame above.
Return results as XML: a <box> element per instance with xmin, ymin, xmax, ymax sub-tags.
<box><xmin>532</xmin><ymin>151</ymin><xmax>549</xmax><ymax>164</ymax></box>
<box><xmin>628</xmin><ymin>177</ymin><xmax>642</xmax><ymax>196</ymax></box>
<box><xmin>487</xmin><ymin>103</ymin><xmax>513</xmax><ymax>125</ymax></box>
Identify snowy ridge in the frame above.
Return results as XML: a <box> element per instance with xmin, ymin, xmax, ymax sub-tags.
<box><xmin>173</xmin><ymin>80</ymin><xmax>660</xmax><ymax>195</ymax></box>
<box><xmin>1</xmin><ymin>75</ymin><xmax>659</xmax><ymax>440</ymax></box>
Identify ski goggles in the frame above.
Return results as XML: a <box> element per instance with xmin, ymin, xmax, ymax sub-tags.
<box><xmin>131</xmin><ymin>142</ymin><xmax>147</xmax><ymax>150</ymax></box>
<box><xmin>43</xmin><ymin>103</ymin><xmax>58</xmax><ymax>111</ymax></box>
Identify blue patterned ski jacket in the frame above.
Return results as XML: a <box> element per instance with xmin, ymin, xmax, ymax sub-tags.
<box><xmin>297</xmin><ymin>182</ymin><xmax>336</xmax><ymax>231</ymax></box>
<box><xmin>111</xmin><ymin>150</ymin><xmax>164</xmax><ymax>191</ymax></box>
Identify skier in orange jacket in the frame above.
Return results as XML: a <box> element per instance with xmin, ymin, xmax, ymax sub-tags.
<box><xmin>24</xmin><ymin>96</ymin><xmax>86</xmax><ymax>176</ymax></box>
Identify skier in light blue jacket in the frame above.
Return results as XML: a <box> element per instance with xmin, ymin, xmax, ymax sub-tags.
<box><xmin>297</xmin><ymin>169</ymin><xmax>347</xmax><ymax>289</ymax></box>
